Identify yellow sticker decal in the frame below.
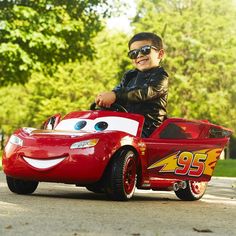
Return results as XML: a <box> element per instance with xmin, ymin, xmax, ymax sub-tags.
<box><xmin>148</xmin><ymin>148</ymin><xmax>223</xmax><ymax>177</ymax></box>
<box><xmin>148</xmin><ymin>152</ymin><xmax>178</xmax><ymax>172</ymax></box>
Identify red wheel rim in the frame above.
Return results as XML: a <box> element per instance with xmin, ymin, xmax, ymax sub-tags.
<box><xmin>190</xmin><ymin>181</ymin><xmax>206</xmax><ymax>195</ymax></box>
<box><xmin>123</xmin><ymin>158</ymin><xmax>136</xmax><ymax>195</ymax></box>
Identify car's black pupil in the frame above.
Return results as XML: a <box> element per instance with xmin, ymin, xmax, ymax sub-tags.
<box><xmin>94</xmin><ymin>121</ymin><xmax>108</xmax><ymax>131</ymax></box>
<box><xmin>74</xmin><ymin>120</ymin><xmax>87</xmax><ymax>130</ymax></box>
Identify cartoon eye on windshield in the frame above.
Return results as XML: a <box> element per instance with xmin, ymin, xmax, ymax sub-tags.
<box><xmin>74</xmin><ymin>120</ymin><xmax>87</xmax><ymax>130</ymax></box>
<box><xmin>94</xmin><ymin>121</ymin><xmax>108</xmax><ymax>131</ymax></box>
<box><xmin>56</xmin><ymin>116</ymin><xmax>139</xmax><ymax>136</ymax></box>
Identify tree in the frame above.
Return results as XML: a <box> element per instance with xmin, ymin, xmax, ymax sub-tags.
<box><xmin>132</xmin><ymin>0</ymin><xmax>236</xmax><ymax>131</ymax></box>
<box><xmin>0</xmin><ymin>84</ymin><xmax>29</xmax><ymax>133</ymax></box>
<box><xmin>0</xmin><ymin>30</ymin><xmax>131</xmax><ymax>130</ymax></box>
<box><xmin>0</xmin><ymin>0</ymin><xmax>110</xmax><ymax>85</ymax></box>
<box><xmin>24</xmin><ymin>30</ymin><xmax>131</xmax><ymax>126</ymax></box>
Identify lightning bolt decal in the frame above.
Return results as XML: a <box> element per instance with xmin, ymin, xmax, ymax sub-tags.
<box><xmin>204</xmin><ymin>148</ymin><xmax>223</xmax><ymax>176</ymax></box>
<box><xmin>148</xmin><ymin>152</ymin><xmax>178</xmax><ymax>172</ymax></box>
<box><xmin>148</xmin><ymin>148</ymin><xmax>223</xmax><ymax>177</ymax></box>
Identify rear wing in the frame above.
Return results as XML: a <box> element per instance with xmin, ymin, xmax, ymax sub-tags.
<box><xmin>152</xmin><ymin>118</ymin><xmax>232</xmax><ymax>140</ymax></box>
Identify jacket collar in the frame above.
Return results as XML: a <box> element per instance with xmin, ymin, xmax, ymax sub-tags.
<box><xmin>136</xmin><ymin>66</ymin><xmax>162</xmax><ymax>78</ymax></box>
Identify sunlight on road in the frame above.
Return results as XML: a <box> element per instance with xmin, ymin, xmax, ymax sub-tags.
<box><xmin>0</xmin><ymin>201</ymin><xmax>27</xmax><ymax>216</ymax></box>
<box><xmin>0</xmin><ymin>182</ymin><xmax>6</xmax><ymax>187</ymax></box>
<box><xmin>201</xmin><ymin>194</ymin><xmax>236</xmax><ymax>206</ymax></box>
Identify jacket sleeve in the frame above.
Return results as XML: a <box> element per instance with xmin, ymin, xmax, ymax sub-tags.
<box><xmin>112</xmin><ymin>70</ymin><xmax>133</xmax><ymax>104</ymax></box>
<box><xmin>113</xmin><ymin>73</ymin><xmax>168</xmax><ymax>104</ymax></box>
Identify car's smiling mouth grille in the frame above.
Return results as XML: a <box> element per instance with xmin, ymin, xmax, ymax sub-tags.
<box><xmin>22</xmin><ymin>156</ymin><xmax>66</xmax><ymax>169</ymax></box>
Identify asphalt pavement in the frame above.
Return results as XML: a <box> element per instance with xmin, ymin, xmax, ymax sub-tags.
<box><xmin>0</xmin><ymin>172</ymin><xmax>236</xmax><ymax>236</ymax></box>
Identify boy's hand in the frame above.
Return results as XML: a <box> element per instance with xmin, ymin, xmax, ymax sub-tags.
<box><xmin>95</xmin><ymin>92</ymin><xmax>116</xmax><ymax>108</ymax></box>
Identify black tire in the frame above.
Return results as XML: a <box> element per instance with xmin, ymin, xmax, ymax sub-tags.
<box><xmin>6</xmin><ymin>176</ymin><xmax>38</xmax><ymax>194</ymax></box>
<box><xmin>86</xmin><ymin>183</ymin><xmax>104</xmax><ymax>193</ymax></box>
<box><xmin>174</xmin><ymin>180</ymin><xmax>207</xmax><ymax>201</ymax></box>
<box><xmin>105</xmin><ymin>150</ymin><xmax>137</xmax><ymax>201</ymax></box>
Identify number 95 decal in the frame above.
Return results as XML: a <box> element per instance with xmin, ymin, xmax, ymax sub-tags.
<box><xmin>175</xmin><ymin>151</ymin><xmax>207</xmax><ymax>177</ymax></box>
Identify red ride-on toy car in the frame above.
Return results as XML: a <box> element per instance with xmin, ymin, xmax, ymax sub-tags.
<box><xmin>2</xmin><ymin>103</ymin><xmax>232</xmax><ymax>201</ymax></box>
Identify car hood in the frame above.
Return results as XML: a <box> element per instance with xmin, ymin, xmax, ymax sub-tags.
<box><xmin>19</xmin><ymin>129</ymin><xmax>128</xmax><ymax>145</ymax></box>
<box><xmin>13</xmin><ymin>128</ymin><xmax>131</xmax><ymax>155</ymax></box>
<box><xmin>30</xmin><ymin>129</ymin><xmax>98</xmax><ymax>137</ymax></box>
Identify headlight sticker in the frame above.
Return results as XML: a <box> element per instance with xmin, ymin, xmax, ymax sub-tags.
<box><xmin>70</xmin><ymin>139</ymin><xmax>99</xmax><ymax>149</ymax></box>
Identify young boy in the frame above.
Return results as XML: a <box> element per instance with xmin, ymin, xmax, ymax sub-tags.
<box><xmin>95</xmin><ymin>32</ymin><xmax>168</xmax><ymax>137</ymax></box>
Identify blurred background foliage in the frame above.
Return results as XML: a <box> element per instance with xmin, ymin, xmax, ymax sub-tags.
<box><xmin>0</xmin><ymin>0</ymin><xmax>235</xmax><ymax>156</ymax></box>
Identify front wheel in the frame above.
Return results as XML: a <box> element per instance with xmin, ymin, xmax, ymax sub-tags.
<box><xmin>105</xmin><ymin>150</ymin><xmax>137</xmax><ymax>201</ymax></box>
<box><xmin>6</xmin><ymin>176</ymin><xmax>38</xmax><ymax>194</ymax></box>
<box><xmin>85</xmin><ymin>183</ymin><xmax>104</xmax><ymax>193</ymax></box>
<box><xmin>174</xmin><ymin>180</ymin><xmax>207</xmax><ymax>201</ymax></box>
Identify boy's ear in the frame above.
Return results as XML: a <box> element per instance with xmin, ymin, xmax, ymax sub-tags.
<box><xmin>158</xmin><ymin>49</ymin><xmax>164</xmax><ymax>59</ymax></box>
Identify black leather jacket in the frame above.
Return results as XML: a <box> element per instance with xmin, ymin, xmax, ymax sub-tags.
<box><xmin>113</xmin><ymin>66</ymin><xmax>168</xmax><ymax>137</ymax></box>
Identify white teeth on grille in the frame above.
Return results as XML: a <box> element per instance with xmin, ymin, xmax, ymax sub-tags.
<box><xmin>23</xmin><ymin>156</ymin><xmax>66</xmax><ymax>169</ymax></box>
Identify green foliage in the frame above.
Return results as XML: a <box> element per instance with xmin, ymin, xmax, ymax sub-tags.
<box><xmin>0</xmin><ymin>0</ymin><xmax>235</xmax><ymax>148</ymax></box>
<box><xmin>0</xmin><ymin>84</ymin><xmax>29</xmax><ymax>133</ymax></box>
<box><xmin>26</xmin><ymin>31</ymin><xmax>130</xmax><ymax>126</ymax></box>
<box><xmin>0</xmin><ymin>0</ymin><xmax>110</xmax><ymax>85</ymax></box>
<box><xmin>132</xmin><ymin>0</ymin><xmax>236</xmax><ymax>131</ymax></box>
<box><xmin>0</xmin><ymin>30</ymin><xmax>130</xmax><ymax>130</ymax></box>
<box><xmin>213</xmin><ymin>159</ymin><xmax>236</xmax><ymax>177</ymax></box>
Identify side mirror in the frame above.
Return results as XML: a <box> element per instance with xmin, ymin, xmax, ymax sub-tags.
<box><xmin>42</xmin><ymin>114</ymin><xmax>61</xmax><ymax>130</ymax></box>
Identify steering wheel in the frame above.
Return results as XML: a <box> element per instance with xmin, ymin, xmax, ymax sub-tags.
<box><xmin>90</xmin><ymin>102</ymin><xmax>128</xmax><ymax>113</ymax></box>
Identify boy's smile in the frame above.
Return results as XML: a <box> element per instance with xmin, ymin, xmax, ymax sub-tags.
<box><xmin>129</xmin><ymin>40</ymin><xmax>164</xmax><ymax>71</ymax></box>
<box><xmin>137</xmin><ymin>57</ymin><xmax>149</xmax><ymax>65</ymax></box>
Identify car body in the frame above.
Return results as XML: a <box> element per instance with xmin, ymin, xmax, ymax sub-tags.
<box><xmin>2</xmin><ymin>106</ymin><xmax>232</xmax><ymax>201</ymax></box>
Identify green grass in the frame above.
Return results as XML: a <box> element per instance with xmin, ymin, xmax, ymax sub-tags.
<box><xmin>213</xmin><ymin>159</ymin><xmax>236</xmax><ymax>177</ymax></box>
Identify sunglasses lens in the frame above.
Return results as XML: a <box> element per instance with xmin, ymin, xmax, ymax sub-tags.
<box><xmin>140</xmin><ymin>46</ymin><xmax>151</xmax><ymax>55</ymax></box>
<box><xmin>128</xmin><ymin>50</ymin><xmax>139</xmax><ymax>59</ymax></box>
<box><xmin>128</xmin><ymin>45</ymin><xmax>153</xmax><ymax>59</ymax></box>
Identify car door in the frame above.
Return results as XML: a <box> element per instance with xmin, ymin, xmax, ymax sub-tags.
<box><xmin>146</xmin><ymin>120</ymin><xmax>229</xmax><ymax>182</ymax></box>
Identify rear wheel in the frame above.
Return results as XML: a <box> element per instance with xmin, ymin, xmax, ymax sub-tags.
<box><xmin>105</xmin><ymin>150</ymin><xmax>137</xmax><ymax>201</ymax></box>
<box><xmin>6</xmin><ymin>176</ymin><xmax>38</xmax><ymax>194</ymax></box>
<box><xmin>174</xmin><ymin>180</ymin><xmax>207</xmax><ymax>201</ymax></box>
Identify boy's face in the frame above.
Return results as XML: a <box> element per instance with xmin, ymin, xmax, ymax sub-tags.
<box><xmin>129</xmin><ymin>40</ymin><xmax>164</xmax><ymax>71</ymax></box>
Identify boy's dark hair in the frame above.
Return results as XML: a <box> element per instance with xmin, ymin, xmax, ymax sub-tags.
<box><xmin>128</xmin><ymin>32</ymin><xmax>163</xmax><ymax>50</ymax></box>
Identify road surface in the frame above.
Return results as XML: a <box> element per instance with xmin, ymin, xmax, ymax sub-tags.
<box><xmin>0</xmin><ymin>171</ymin><xmax>235</xmax><ymax>236</ymax></box>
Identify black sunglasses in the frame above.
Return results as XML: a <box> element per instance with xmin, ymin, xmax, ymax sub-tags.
<box><xmin>128</xmin><ymin>45</ymin><xmax>158</xmax><ymax>59</ymax></box>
